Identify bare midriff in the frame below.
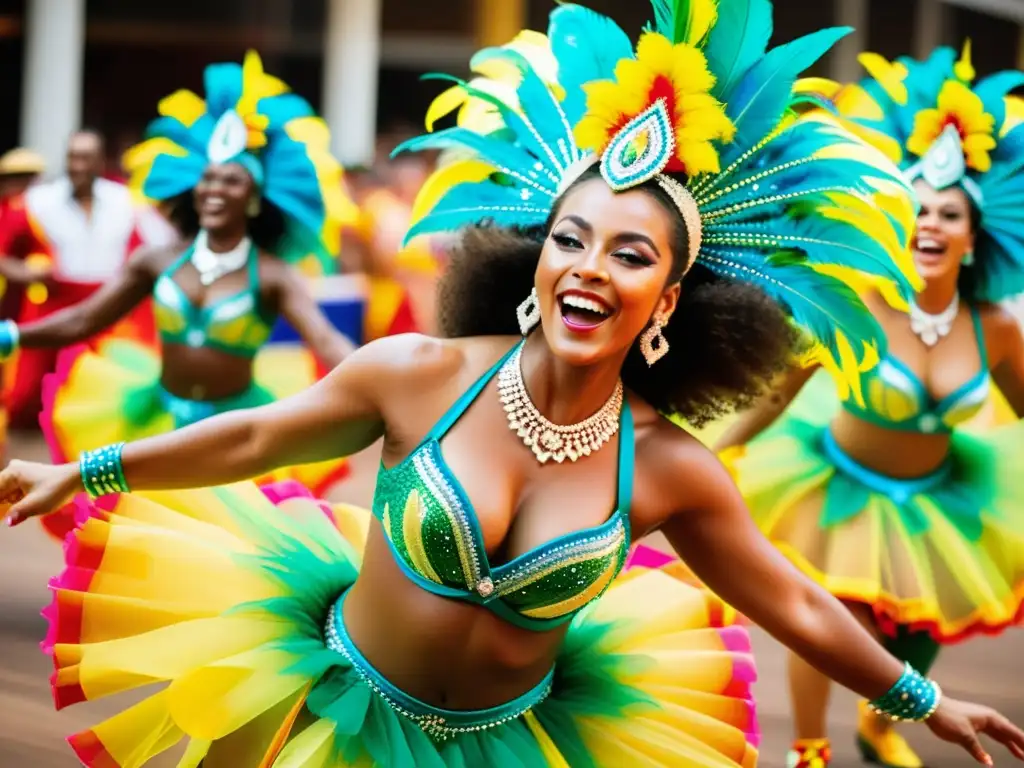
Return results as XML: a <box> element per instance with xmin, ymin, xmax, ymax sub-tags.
<box><xmin>159</xmin><ymin>343</ymin><xmax>256</xmax><ymax>402</ymax></box>
<box><xmin>829</xmin><ymin>408</ymin><xmax>952</xmax><ymax>478</ymax></box>
<box><xmin>341</xmin><ymin>525</ymin><xmax>569</xmax><ymax>711</ymax></box>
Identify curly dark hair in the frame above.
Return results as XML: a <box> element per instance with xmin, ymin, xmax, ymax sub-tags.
<box><xmin>437</xmin><ymin>166</ymin><xmax>800</xmax><ymax>427</ymax></box>
<box><xmin>162</xmin><ymin>191</ymin><xmax>287</xmax><ymax>255</ymax></box>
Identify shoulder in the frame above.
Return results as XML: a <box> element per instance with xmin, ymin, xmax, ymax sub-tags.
<box><xmin>127</xmin><ymin>241</ymin><xmax>183</xmax><ymax>276</ymax></box>
<box><xmin>977</xmin><ymin>301</ymin><xmax>1024</xmax><ymax>353</ymax></box>
<box><xmin>628</xmin><ymin>402</ymin><xmax>742</xmax><ymax>534</ymax></box>
<box><xmin>337</xmin><ymin>333</ymin><xmax>518</xmax><ymax>390</ymax></box>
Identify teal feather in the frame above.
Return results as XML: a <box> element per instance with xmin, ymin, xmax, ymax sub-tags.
<box><xmin>648</xmin><ymin>0</ymin><xmax>676</xmax><ymax>40</ymax></box>
<box><xmin>723</xmin><ymin>26</ymin><xmax>852</xmax><ymax>160</ymax></box>
<box><xmin>548</xmin><ymin>4</ymin><xmax>633</xmax><ymax>123</ymax></box>
<box><xmin>973</xmin><ymin>71</ymin><xmax>1024</xmax><ymax>129</ymax></box>
<box><xmin>703</xmin><ymin>0</ymin><xmax>773</xmax><ymax>100</ymax></box>
<box><xmin>704</xmin><ymin>213</ymin><xmax>914</xmax><ymax>296</ymax></box>
<box><xmin>404</xmin><ymin>182</ymin><xmax>552</xmax><ymax>244</ymax></box>
<box><xmin>394</xmin><ymin>127</ymin><xmax>559</xmax><ymax>191</ymax></box>
<box><xmin>421</xmin><ymin>72</ymin><xmax>575</xmax><ymax>177</ymax></box>
<box><xmin>700</xmin><ymin>247</ymin><xmax>887</xmax><ymax>364</ymax></box>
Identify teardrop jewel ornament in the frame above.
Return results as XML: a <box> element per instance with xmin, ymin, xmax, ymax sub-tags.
<box><xmin>909</xmin><ymin>292</ymin><xmax>959</xmax><ymax>347</ymax></box>
<box><xmin>600</xmin><ymin>99</ymin><xmax>675</xmax><ymax>192</ymax></box>
<box><xmin>919</xmin><ymin>124</ymin><xmax>967</xmax><ymax>192</ymax></box>
<box><xmin>497</xmin><ymin>345</ymin><xmax>623</xmax><ymax>465</ymax></box>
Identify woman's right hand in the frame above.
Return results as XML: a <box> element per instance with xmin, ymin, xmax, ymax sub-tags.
<box><xmin>0</xmin><ymin>460</ymin><xmax>81</xmax><ymax>526</ymax></box>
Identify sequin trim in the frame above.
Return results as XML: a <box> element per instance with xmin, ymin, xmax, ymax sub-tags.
<box><xmin>323</xmin><ymin>595</ymin><xmax>553</xmax><ymax>742</ymax></box>
<box><xmin>413</xmin><ymin>448</ymin><xmax>484</xmax><ymax>590</ymax></box>
<box><xmin>494</xmin><ymin>517</ymin><xmax>626</xmax><ymax>597</ymax></box>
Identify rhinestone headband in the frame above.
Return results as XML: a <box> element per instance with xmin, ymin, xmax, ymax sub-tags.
<box><xmin>556</xmin><ymin>155</ymin><xmax>702</xmax><ymax>275</ymax></box>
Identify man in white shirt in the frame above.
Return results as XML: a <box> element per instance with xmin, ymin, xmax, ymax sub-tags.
<box><xmin>0</xmin><ymin>130</ymin><xmax>177</xmax><ymax>427</ymax></box>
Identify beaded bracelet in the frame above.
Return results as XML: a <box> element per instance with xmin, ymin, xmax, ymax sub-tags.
<box><xmin>0</xmin><ymin>320</ymin><xmax>19</xmax><ymax>361</ymax></box>
<box><xmin>868</xmin><ymin>662</ymin><xmax>942</xmax><ymax>722</ymax></box>
<box><xmin>79</xmin><ymin>443</ymin><xmax>130</xmax><ymax>498</ymax></box>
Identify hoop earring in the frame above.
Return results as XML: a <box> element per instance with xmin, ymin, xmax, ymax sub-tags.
<box><xmin>962</xmin><ymin>250</ymin><xmax>974</xmax><ymax>266</ymax></box>
<box><xmin>516</xmin><ymin>287</ymin><xmax>541</xmax><ymax>336</ymax></box>
<box><xmin>246</xmin><ymin>196</ymin><xmax>261</xmax><ymax>218</ymax></box>
<box><xmin>640</xmin><ymin>313</ymin><xmax>669</xmax><ymax>366</ymax></box>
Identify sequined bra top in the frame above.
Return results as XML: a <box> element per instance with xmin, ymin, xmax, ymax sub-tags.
<box><xmin>153</xmin><ymin>243</ymin><xmax>274</xmax><ymax>359</ymax></box>
<box><xmin>842</xmin><ymin>307</ymin><xmax>990</xmax><ymax>434</ymax></box>
<box><xmin>372</xmin><ymin>341</ymin><xmax>633</xmax><ymax>632</ymax></box>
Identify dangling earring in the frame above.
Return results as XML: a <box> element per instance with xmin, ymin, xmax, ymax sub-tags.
<box><xmin>962</xmin><ymin>249</ymin><xmax>974</xmax><ymax>266</ymax></box>
<box><xmin>246</xmin><ymin>196</ymin><xmax>261</xmax><ymax>218</ymax></box>
<box><xmin>640</xmin><ymin>312</ymin><xmax>670</xmax><ymax>366</ymax></box>
<box><xmin>516</xmin><ymin>287</ymin><xmax>541</xmax><ymax>335</ymax></box>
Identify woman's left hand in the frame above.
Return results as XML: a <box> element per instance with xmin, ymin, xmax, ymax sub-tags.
<box><xmin>926</xmin><ymin>698</ymin><xmax>1024</xmax><ymax>765</ymax></box>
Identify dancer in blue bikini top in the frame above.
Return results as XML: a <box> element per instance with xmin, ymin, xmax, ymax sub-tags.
<box><xmin>3</xmin><ymin>4</ymin><xmax>1023</xmax><ymax>768</ymax></box>
<box><xmin>0</xmin><ymin>51</ymin><xmax>358</xmax><ymax>539</ymax></box>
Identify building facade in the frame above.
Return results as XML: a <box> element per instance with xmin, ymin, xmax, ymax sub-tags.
<box><xmin>0</xmin><ymin>0</ymin><xmax>1022</xmax><ymax>175</ymax></box>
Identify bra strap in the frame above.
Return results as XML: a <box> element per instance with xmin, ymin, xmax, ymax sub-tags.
<box><xmin>969</xmin><ymin>306</ymin><xmax>988</xmax><ymax>369</ymax></box>
<box><xmin>615</xmin><ymin>399</ymin><xmax>634</xmax><ymax>539</ymax></box>
<box><xmin>163</xmin><ymin>243</ymin><xmax>196</xmax><ymax>278</ymax></box>
<box><xmin>426</xmin><ymin>340</ymin><xmax>523</xmax><ymax>442</ymax></box>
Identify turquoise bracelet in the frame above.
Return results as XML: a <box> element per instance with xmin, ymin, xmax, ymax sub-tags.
<box><xmin>868</xmin><ymin>662</ymin><xmax>942</xmax><ymax>722</ymax></box>
<box><xmin>0</xmin><ymin>320</ymin><xmax>19</xmax><ymax>361</ymax></box>
<box><xmin>79</xmin><ymin>443</ymin><xmax>130</xmax><ymax>498</ymax></box>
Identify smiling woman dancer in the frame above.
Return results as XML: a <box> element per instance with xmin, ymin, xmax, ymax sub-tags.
<box><xmin>715</xmin><ymin>43</ymin><xmax>1024</xmax><ymax>768</ymax></box>
<box><xmin>2</xmin><ymin>3</ymin><xmax>1024</xmax><ymax>767</ymax></box>
<box><xmin>0</xmin><ymin>52</ymin><xmax>354</xmax><ymax>541</ymax></box>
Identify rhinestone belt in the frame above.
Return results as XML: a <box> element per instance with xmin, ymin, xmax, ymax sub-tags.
<box><xmin>323</xmin><ymin>593</ymin><xmax>554</xmax><ymax>742</ymax></box>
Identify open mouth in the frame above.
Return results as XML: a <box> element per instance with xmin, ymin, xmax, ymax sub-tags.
<box><xmin>557</xmin><ymin>291</ymin><xmax>614</xmax><ymax>331</ymax></box>
<box><xmin>914</xmin><ymin>237</ymin><xmax>947</xmax><ymax>259</ymax></box>
<box><xmin>200</xmin><ymin>196</ymin><xmax>227</xmax><ymax>216</ymax></box>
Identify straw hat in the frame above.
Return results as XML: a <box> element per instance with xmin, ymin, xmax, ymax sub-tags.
<box><xmin>0</xmin><ymin>148</ymin><xmax>46</xmax><ymax>176</ymax></box>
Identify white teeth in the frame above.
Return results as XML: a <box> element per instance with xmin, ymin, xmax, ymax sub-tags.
<box><xmin>561</xmin><ymin>295</ymin><xmax>611</xmax><ymax>316</ymax></box>
<box><xmin>917</xmin><ymin>238</ymin><xmax>943</xmax><ymax>250</ymax></box>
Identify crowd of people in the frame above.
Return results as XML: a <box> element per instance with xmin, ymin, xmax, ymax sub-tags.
<box><xmin>0</xmin><ymin>1</ymin><xmax>1022</xmax><ymax>767</ymax></box>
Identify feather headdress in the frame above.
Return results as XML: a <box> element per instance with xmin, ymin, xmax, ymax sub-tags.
<box><xmin>124</xmin><ymin>51</ymin><xmax>356</xmax><ymax>272</ymax></box>
<box><xmin>796</xmin><ymin>41</ymin><xmax>1024</xmax><ymax>302</ymax></box>
<box><xmin>399</xmin><ymin>0</ymin><xmax>922</xmax><ymax>402</ymax></box>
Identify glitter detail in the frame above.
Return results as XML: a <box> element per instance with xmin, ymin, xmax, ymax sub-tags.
<box><xmin>323</xmin><ymin>597</ymin><xmax>553</xmax><ymax>742</ymax></box>
<box><xmin>414</xmin><ymin>449</ymin><xmax>483</xmax><ymax>588</ymax></box>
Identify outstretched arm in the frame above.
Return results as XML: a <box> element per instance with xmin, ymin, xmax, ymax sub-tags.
<box><xmin>713</xmin><ymin>362</ymin><xmax>819</xmax><ymax>450</ymax></box>
<box><xmin>661</xmin><ymin>448</ymin><xmax>1024</xmax><ymax>765</ymax></box>
<box><xmin>273</xmin><ymin>265</ymin><xmax>356</xmax><ymax>369</ymax></box>
<box><xmin>15</xmin><ymin>247</ymin><xmax>159</xmax><ymax>348</ymax></box>
<box><xmin>0</xmin><ymin>334</ymin><xmax>429</xmax><ymax>523</ymax></box>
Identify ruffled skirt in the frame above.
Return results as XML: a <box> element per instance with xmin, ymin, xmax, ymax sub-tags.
<box><xmin>44</xmin><ymin>482</ymin><xmax>759</xmax><ymax>767</ymax></box>
<box><xmin>38</xmin><ymin>338</ymin><xmax>349</xmax><ymax>541</ymax></box>
<box><xmin>733</xmin><ymin>371</ymin><xmax>1024</xmax><ymax>643</ymax></box>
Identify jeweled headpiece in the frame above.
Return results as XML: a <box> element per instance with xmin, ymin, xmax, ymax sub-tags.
<box><xmin>123</xmin><ymin>51</ymin><xmax>357</xmax><ymax>273</ymax></box>
<box><xmin>398</xmin><ymin>0</ymin><xmax>922</xmax><ymax>400</ymax></box>
<box><xmin>795</xmin><ymin>40</ymin><xmax>1024</xmax><ymax>302</ymax></box>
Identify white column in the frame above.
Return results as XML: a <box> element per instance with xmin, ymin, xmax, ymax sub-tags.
<box><xmin>19</xmin><ymin>0</ymin><xmax>86</xmax><ymax>178</ymax></box>
<box><xmin>830</xmin><ymin>0</ymin><xmax>869</xmax><ymax>83</ymax></box>
<box><xmin>914</xmin><ymin>0</ymin><xmax>949</xmax><ymax>61</ymax></box>
<box><xmin>322</xmin><ymin>0</ymin><xmax>382</xmax><ymax>168</ymax></box>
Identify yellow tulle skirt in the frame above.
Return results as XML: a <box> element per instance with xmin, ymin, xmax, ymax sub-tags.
<box><xmin>732</xmin><ymin>371</ymin><xmax>1024</xmax><ymax>643</ymax></box>
<box><xmin>38</xmin><ymin>339</ymin><xmax>349</xmax><ymax>542</ymax></box>
<box><xmin>44</xmin><ymin>482</ymin><xmax>760</xmax><ymax>767</ymax></box>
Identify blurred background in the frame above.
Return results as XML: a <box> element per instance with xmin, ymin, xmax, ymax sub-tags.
<box><xmin>0</xmin><ymin>0</ymin><xmax>1022</xmax><ymax>766</ymax></box>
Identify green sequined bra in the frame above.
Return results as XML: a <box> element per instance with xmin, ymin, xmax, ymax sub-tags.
<box><xmin>372</xmin><ymin>341</ymin><xmax>634</xmax><ymax>631</ymax></box>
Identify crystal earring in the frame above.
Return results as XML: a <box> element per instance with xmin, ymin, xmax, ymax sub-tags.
<box><xmin>640</xmin><ymin>313</ymin><xmax>669</xmax><ymax>366</ymax></box>
<box><xmin>962</xmin><ymin>249</ymin><xmax>974</xmax><ymax>266</ymax></box>
<box><xmin>246</xmin><ymin>196</ymin><xmax>261</xmax><ymax>218</ymax></box>
<box><xmin>516</xmin><ymin>287</ymin><xmax>541</xmax><ymax>335</ymax></box>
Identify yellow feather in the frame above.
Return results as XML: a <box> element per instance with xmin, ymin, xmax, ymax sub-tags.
<box><xmin>410</xmin><ymin>159</ymin><xmax>495</xmax><ymax>224</ymax></box>
<box><xmin>425</xmin><ymin>85</ymin><xmax>470</xmax><ymax>131</ymax></box>
<box><xmin>157</xmin><ymin>90</ymin><xmax>207</xmax><ymax>127</ymax></box>
<box><xmin>954</xmin><ymin>39</ymin><xmax>975</xmax><ymax>83</ymax></box>
<box><xmin>684</xmin><ymin>0</ymin><xmax>719</xmax><ymax>46</ymax></box>
<box><xmin>857</xmin><ymin>52</ymin><xmax>909</xmax><ymax>106</ymax></box>
<box><xmin>1002</xmin><ymin>96</ymin><xmax>1024</xmax><ymax>138</ymax></box>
